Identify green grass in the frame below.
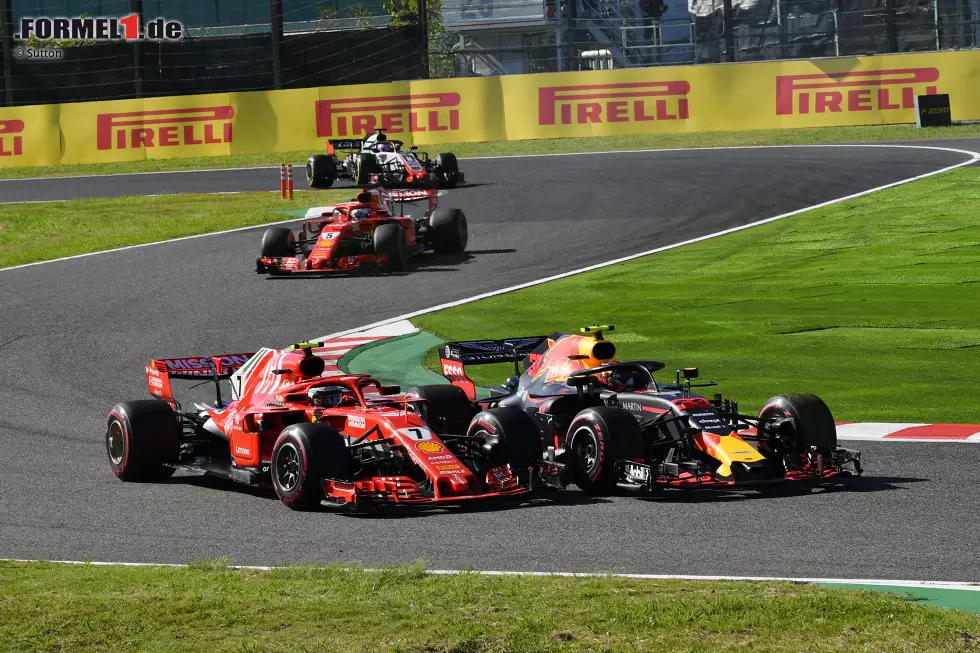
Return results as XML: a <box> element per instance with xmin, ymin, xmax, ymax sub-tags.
<box><xmin>0</xmin><ymin>190</ymin><xmax>350</xmax><ymax>268</ymax></box>
<box><xmin>416</xmin><ymin>168</ymin><xmax>980</xmax><ymax>423</ymax></box>
<box><xmin>2</xmin><ymin>561</ymin><xmax>979</xmax><ymax>653</ymax></box>
<box><xmin>1</xmin><ymin>123</ymin><xmax>979</xmax><ymax>180</ymax></box>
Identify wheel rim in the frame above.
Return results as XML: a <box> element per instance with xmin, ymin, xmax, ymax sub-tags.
<box><xmin>572</xmin><ymin>426</ymin><xmax>599</xmax><ymax>474</ymax></box>
<box><xmin>107</xmin><ymin>421</ymin><xmax>125</xmax><ymax>466</ymax></box>
<box><xmin>275</xmin><ymin>443</ymin><xmax>301</xmax><ymax>492</ymax></box>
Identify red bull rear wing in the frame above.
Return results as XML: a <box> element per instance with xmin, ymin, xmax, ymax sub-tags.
<box><xmin>440</xmin><ymin>337</ymin><xmax>548</xmax><ymax>400</ymax></box>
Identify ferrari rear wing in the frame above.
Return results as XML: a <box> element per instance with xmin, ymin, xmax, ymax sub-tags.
<box><xmin>440</xmin><ymin>337</ymin><xmax>548</xmax><ymax>400</ymax></box>
<box><xmin>145</xmin><ymin>353</ymin><xmax>256</xmax><ymax>405</ymax></box>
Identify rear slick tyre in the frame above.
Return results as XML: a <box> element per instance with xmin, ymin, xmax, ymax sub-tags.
<box><xmin>106</xmin><ymin>400</ymin><xmax>179</xmax><ymax>482</ymax></box>
<box><xmin>428</xmin><ymin>207</ymin><xmax>468</xmax><ymax>254</ymax></box>
<box><xmin>467</xmin><ymin>407</ymin><xmax>542</xmax><ymax>473</ymax></box>
<box><xmin>307</xmin><ymin>154</ymin><xmax>336</xmax><ymax>189</ymax></box>
<box><xmin>407</xmin><ymin>385</ymin><xmax>473</xmax><ymax>435</ymax></box>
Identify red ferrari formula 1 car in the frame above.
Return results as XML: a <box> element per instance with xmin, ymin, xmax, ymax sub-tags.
<box><xmin>439</xmin><ymin>326</ymin><xmax>863</xmax><ymax>495</ymax></box>
<box><xmin>105</xmin><ymin>343</ymin><xmax>541</xmax><ymax>510</ymax></box>
<box><xmin>256</xmin><ymin>186</ymin><xmax>467</xmax><ymax>275</ymax></box>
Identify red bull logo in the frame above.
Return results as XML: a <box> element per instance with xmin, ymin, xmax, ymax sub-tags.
<box><xmin>315</xmin><ymin>93</ymin><xmax>461</xmax><ymax>138</ymax></box>
<box><xmin>0</xmin><ymin>120</ymin><xmax>24</xmax><ymax>156</ymax></box>
<box><xmin>538</xmin><ymin>81</ymin><xmax>690</xmax><ymax>126</ymax></box>
<box><xmin>96</xmin><ymin>106</ymin><xmax>234</xmax><ymax>150</ymax></box>
<box><xmin>775</xmin><ymin>68</ymin><xmax>939</xmax><ymax>115</ymax></box>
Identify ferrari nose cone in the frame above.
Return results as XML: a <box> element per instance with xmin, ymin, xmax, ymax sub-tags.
<box><xmin>446</xmin><ymin>475</ymin><xmax>471</xmax><ymax>493</ymax></box>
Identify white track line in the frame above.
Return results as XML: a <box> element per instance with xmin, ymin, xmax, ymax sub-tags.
<box><xmin>0</xmin><ymin>140</ymin><xmax>972</xmax><ymax>182</ymax></box>
<box><xmin>0</xmin><ymin>164</ymin><xmax>279</xmax><ymax>183</ymax></box>
<box><xmin>0</xmin><ymin>217</ymin><xmax>305</xmax><ymax>272</ymax></box>
<box><xmin>3</xmin><ymin>143</ymin><xmax>977</xmax><ymax>275</ymax></box>
<box><xmin>462</xmin><ymin>142</ymin><xmax>980</xmax><ymax>160</ymax></box>
<box><xmin>318</xmin><ymin>143</ymin><xmax>980</xmax><ymax>339</ymax></box>
<box><xmin>3</xmin><ymin>558</ymin><xmax>978</xmax><ymax>590</ymax></box>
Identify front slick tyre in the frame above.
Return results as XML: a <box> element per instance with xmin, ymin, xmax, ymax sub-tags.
<box><xmin>106</xmin><ymin>400</ymin><xmax>180</xmax><ymax>482</ymax></box>
<box><xmin>271</xmin><ymin>423</ymin><xmax>352</xmax><ymax>511</ymax></box>
<box><xmin>759</xmin><ymin>392</ymin><xmax>837</xmax><ymax>452</ymax></box>
<box><xmin>374</xmin><ymin>223</ymin><xmax>408</xmax><ymax>270</ymax></box>
<box><xmin>567</xmin><ymin>406</ymin><xmax>643</xmax><ymax>495</ymax></box>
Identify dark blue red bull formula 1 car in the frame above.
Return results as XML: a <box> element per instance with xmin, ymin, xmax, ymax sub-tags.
<box><xmin>439</xmin><ymin>326</ymin><xmax>863</xmax><ymax>495</ymax></box>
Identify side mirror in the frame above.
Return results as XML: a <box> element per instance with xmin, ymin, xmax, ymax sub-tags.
<box><xmin>681</xmin><ymin>367</ymin><xmax>699</xmax><ymax>379</ymax></box>
<box><xmin>380</xmin><ymin>385</ymin><xmax>401</xmax><ymax>395</ymax></box>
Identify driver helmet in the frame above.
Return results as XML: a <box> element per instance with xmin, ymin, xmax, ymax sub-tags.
<box><xmin>377</xmin><ymin>143</ymin><xmax>394</xmax><ymax>152</ymax></box>
<box><xmin>308</xmin><ymin>386</ymin><xmax>347</xmax><ymax>408</ymax></box>
<box><xmin>350</xmin><ymin>208</ymin><xmax>371</xmax><ymax>221</ymax></box>
<box><xmin>596</xmin><ymin>367</ymin><xmax>638</xmax><ymax>392</ymax></box>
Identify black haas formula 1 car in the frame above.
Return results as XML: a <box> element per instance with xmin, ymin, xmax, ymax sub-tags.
<box><xmin>439</xmin><ymin>326</ymin><xmax>862</xmax><ymax>495</ymax></box>
<box><xmin>256</xmin><ymin>186</ymin><xmax>467</xmax><ymax>275</ymax></box>
<box><xmin>307</xmin><ymin>129</ymin><xmax>464</xmax><ymax>189</ymax></box>
<box><xmin>105</xmin><ymin>343</ymin><xmax>541</xmax><ymax>510</ymax></box>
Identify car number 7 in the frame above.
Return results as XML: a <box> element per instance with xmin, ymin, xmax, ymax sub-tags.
<box><xmin>399</xmin><ymin>427</ymin><xmax>433</xmax><ymax>441</ymax></box>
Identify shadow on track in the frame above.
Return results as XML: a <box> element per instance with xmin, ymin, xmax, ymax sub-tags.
<box><xmin>260</xmin><ymin>248</ymin><xmax>519</xmax><ymax>280</ymax></box>
<box><xmin>631</xmin><ymin>475</ymin><xmax>927</xmax><ymax>504</ymax></box>
<box><xmin>165</xmin><ymin>474</ymin><xmax>609</xmax><ymax>517</ymax></box>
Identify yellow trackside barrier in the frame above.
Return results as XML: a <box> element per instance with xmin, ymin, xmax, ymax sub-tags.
<box><xmin>0</xmin><ymin>50</ymin><xmax>978</xmax><ymax>168</ymax></box>
<box><xmin>0</xmin><ymin>102</ymin><xmax>61</xmax><ymax>167</ymax></box>
<box><xmin>500</xmin><ymin>50</ymin><xmax>980</xmax><ymax>138</ymax></box>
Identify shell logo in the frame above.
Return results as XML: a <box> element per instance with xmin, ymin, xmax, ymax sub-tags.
<box><xmin>416</xmin><ymin>441</ymin><xmax>444</xmax><ymax>454</ymax></box>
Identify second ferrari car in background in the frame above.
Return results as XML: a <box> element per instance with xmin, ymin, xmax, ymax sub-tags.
<box><xmin>256</xmin><ymin>185</ymin><xmax>467</xmax><ymax>275</ymax></box>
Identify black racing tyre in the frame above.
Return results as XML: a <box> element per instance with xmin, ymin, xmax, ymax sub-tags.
<box><xmin>307</xmin><ymin>154</ymin><xmax>336</xmax><ymax>189</ymax></box>
<box><xmin>428</xmin><ymin>207</ymin><xmax>468</xmax><ymax>254</ymax></box>
<box><xmin>566</xmin><ymin>406</ymin><xmax>644</xmax><ymax>495</ymax></box>
<box><xmin>271</xmin><ymin>423</ymin><xmax>352</xmax><ymax>511</ymax></box>
<box><xmin>373</xmin><ymin>223</ymin><xmax>408</xmax><ymax>270</ymax></box>
<box><xmin>758</xmin><ymin>393</ymin><xmax>837</xmax><ymax>452</ymax></box>
<box><xmin>355</xmin><ymin>153</ymin><xmax>378</xmax><ymax>185</ymax></box>
<box><xmin>435</xmin><ymin>152</ymin><xmax>460</xmax><ymax>188</ymax></box>
<box><xmin>261</xmin><ymin>226</ymin><xmax>295</xmax><ymax>257</ymax></box>
<box><xmin>407</xmin><ymin>385</ymin><xmax>473</xmax><ymax>435</ymax></box>
<box><xmin>106</xmin><ymin>400</ymin><xmax>180</xmax><ymax>482</ymax></box>
<box><xmin>467</xmin><ymin>407</ymin><xmax>542</xmax><ymax>473</ymax></box>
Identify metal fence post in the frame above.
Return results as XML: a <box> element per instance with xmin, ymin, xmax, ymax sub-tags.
<box><xmin>884</xmin><ymin>0</ymin><xmax>898</xmax><ymax>52</ymax></box>
<box><xmin>722</xmin><ymin>0</ymin><xmax>735</xmax><ymax>61</ymax></box>
<box><xmin>419</xmin><ymin>0</ymin><xmax>430</xmax><ymax>78</ymax></box>
<box><xmin>131</xmin><ymin>0</ymin><xmax>143</xmax><ymax>98</ymax></box>
<box><xmin>933</xmin><ymin>0</ymin><xmax>940</xmax><ymax>50</ymax></box>
<box><xmin>833</xmin><ymin>9</ymin><xmax>839</xmax><ymax>56</ymax></box>
<box><xmin>556</xmin><ymin>0</ymin><xmax>564</xmax><ymax>72</ymax></box>
<box><xmin>1</xmin><ymin>0</ymin><xmax>12</xmax><ymax>106</ymax></box>
<box><xmin>270</xmin><ymin>0</ymin><xmax>283</xmax><ymax>89</ymax></box>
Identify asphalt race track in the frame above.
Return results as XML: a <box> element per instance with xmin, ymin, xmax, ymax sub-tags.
<box><xmin>2</xmin><ymin>144</ymin><xmax>979</xmax><ymax>580</ymax></box>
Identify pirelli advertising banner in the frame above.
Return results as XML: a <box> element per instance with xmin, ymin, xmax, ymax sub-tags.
<box><xmin>502</xmin><ymin>50</ymin><xmax>980</xmax><ymax>138</ymax></box>
<box><xmin>0</xmin><ymin>50</ymin><xmax>977</xmax><ymax>168</ymax></box>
